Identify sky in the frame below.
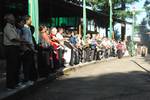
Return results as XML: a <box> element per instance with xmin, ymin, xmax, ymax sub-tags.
<box><xmin>129</xmin><ymin>0</ymin><xmax>147</xmax><ymax>24</ymax></box>
<box><xmin>114</xmin><ymin>0</ymin><xmax>147</xmax><ymax>36</ymax></box>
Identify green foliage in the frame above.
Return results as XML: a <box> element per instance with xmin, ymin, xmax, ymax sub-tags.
<box><xmin>144</xmin><ymin>0</ymin><xmax>150</xmax><ymax>12</ymax></box>
<box><xmin>86</xmin><ymin>0</ymin><xmax>140</xmax><ymax>19</ymax></box>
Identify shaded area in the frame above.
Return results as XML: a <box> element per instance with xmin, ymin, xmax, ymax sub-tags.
<box><xmin>0</xmin><ymin>0</ymin><xmax>109</xmax><ymax>28</ymax></box>
<box><xmin>20</xmin><ymin>71</ymin><xmax>150</xmax><ymax>100</ymax></box>
<box><xmin>0</xmin><ymin>0</ymin><xmax>130</xmax><ymax>29</ymax></box>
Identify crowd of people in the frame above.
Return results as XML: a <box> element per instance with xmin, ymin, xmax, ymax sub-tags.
<box><xmin>2</xmin><ymin>13</ymin><xmax>128</xmax><ymax>90</ymax></box>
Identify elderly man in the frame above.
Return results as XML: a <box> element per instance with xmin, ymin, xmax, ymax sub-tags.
<box><xmin>3</xmin><ymin>14</ymin><xmax>22</xmax><ymax>89</ymax></box>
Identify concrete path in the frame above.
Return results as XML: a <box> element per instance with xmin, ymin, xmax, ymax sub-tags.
<box><xmin>20</xmin><ymin>57</ymin><xmax>150</xmax><ymax>100</ymax></box>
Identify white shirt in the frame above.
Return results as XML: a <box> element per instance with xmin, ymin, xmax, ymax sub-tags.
<box><xmin>56</xmin><ymin>33</ymin><xmax>64</xmax><ymax>45</ymax></box>
<box><xmin>4</xmin><ymin>23</ymin><xmax>20</xmax><ymax>46</ymax></box>
<box><xmin>56</xmin><ymin>33</ymin><xmax>64</xmax><ymax>40</ymax></box>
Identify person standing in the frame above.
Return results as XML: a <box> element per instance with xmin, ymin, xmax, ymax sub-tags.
<box><xmin>3</xmin><ymin>14</ymin><xmax>22</xmax><ymax>89</ymax></box>
<box><xmin>116</xmin><ymin>41</ymin><xmax>124</xmax><ymax>59</ymax></box>
<box><xmin>56</xmin><ymin>28</ymin><xmax>65</xmax><ymax>67</ymax></box>
<box><xmin>49</xmin><ymin>28</ymin><xmax>60</xmax><ymax>70</ymax></box>
<box><xmin>21</xmin><ymin>15</ymin><xmax>37</xmax><ymax>84</ymax></box>
<box><xmin>38</xmin><ymin>25</ymin><xmax>54</xmax><ymax>76</ymax></box>
<box><xmin>69</xmin><ymin>31</ymin><xmax>78</xmax><ymax>65</ymax></box>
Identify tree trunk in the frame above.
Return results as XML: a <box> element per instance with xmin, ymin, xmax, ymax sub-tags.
<box><xmin>106</xmin><ymin>27</ymin><xmax>108</xmax><ymax>38</ymax></box>
<box><xmin>121</xmin><ymin>22</ymin><xmax>126</xmax><ymax>41</ymax></box>
<box><xmin>121</xmin><ymin>0</ymin><xmax>126</xmax><ymax>41</ymax></box>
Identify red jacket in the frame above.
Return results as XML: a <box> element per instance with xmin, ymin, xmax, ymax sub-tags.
<box><xmin>117</xmin><ymin>43</ymin><xmax>123</xmax><ymax>50</ymax></box>
<box><xmin>49</xmin><ymin>33</ymin><xmax>59</xmax><ymax>50</ymax></box>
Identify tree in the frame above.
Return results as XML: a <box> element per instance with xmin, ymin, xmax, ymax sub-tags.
<box><xmin>144</xmin><ymin>0</ymin><xmax>150</xmax><ymax>11</ymax></box>
<box><xmin>144</xmin><ymin>0</ymin><xmax>150</xmax><ymax>31</ymax></box>
<box><xmin>87</xmin><ymin>0</ymin><xmax>139</xmax><ymax>40</ymax></box>
<box><xmin>138</xmin><ymin>0</ymin><xmax>150</xmax><ymax>52</ymax></box>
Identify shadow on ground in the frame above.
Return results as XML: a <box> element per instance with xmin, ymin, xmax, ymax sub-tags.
<box><xmin>19</xmin><ymin>71</ymin><xmax>150</xmax><ymax>100</ymax></box>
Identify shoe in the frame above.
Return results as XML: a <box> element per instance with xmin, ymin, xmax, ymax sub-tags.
<box><xmin>6</xmin><ymin>87</ymin><xmax>16</xmax><ymax>91</ymax></box>
<box><xmin>25</xmin><ymin>81</ymin><xmax>34</xmax><ymax>86</ymax></box>
<box><xmin>16</xmin><ymin>82</ymin><xmax>26</xmax><ymax>88</ymax></box>
<box><xmin>6</xmin><ymin>88</ymin><xmax>14</xmax><ymax>91</ymax></box>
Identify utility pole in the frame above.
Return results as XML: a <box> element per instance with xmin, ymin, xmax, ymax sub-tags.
<box><xmin>132</xmin><ymin>8</ymin><xmax>135</xmax><ymax>41</ymax></box>
<box><xmin>109</xmin><ymin>0</ymin><xmax>113</xmax><ymax>39</ymax></box>
<box><xmin>83</xmin><ymin>0</ymin><xmax>87</xmax><ymax>42</ymax></box>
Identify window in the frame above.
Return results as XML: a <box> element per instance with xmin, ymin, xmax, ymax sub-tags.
<box><xmin>88</xmin><ymin>20</ymin><xmax>95</xmax><ymax>31</ymax></box>
<box><xmin>50</xmin><ymin>17</ymin><xmax>77</xmax><ymax>27</ymax></box>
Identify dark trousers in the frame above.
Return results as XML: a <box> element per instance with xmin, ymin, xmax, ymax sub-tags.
<box><xmin>69</xmin><ymin>48</ymin><xmax>75</xmax><ymax>66</ymax></box>
<box><xmin>5</xmin><ymin>45</ymin><xmax>20</xmax><ymax>88</ymax></box>
<box><xmin>84</xmin><ymin>48</ymin><xmax>91</xmax><ymax>62</ymax></box>
<box><xmin>37</xmin><ymin>48</ymin><xmax>52</xmax><ymax>77</ymax></box>
<box><xmin>74</xmin><ymin>49</ymin><xmax>80</xmax><ymax>65</ymax></box>
<box><xmin>117</xmin><ymin>50</ymin><xmax>123</xmax><ymax>59</ymax></box>
<box><xmin>58</xmin><ymin>48</ymin><xmax>65</xmax><ymax>67</ymax></box>
<box><xmin>91</xmin><ymin>48</ymin><xmax>96</xmax><ymax>61</ymax></box>
<box><xmin>78</xmin><ymin>48</ymin><xmax>82</xmax><ymax>63</ymax></box>
<box><xmin>96</xmin><ymin>49</ymin><xmax>104</xmax><ymax>60</ymax></box>
<box><xmin>22</xmin><ymin>50</ymin><xmax>37</xmax><ymax>82</ymax></box>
